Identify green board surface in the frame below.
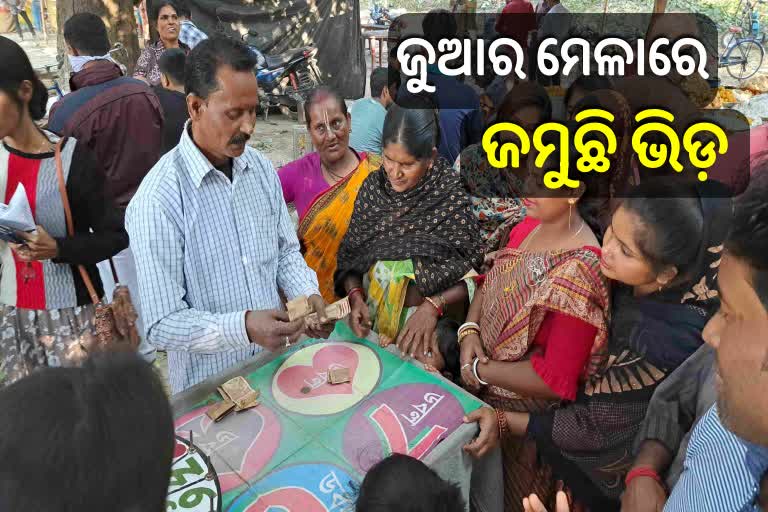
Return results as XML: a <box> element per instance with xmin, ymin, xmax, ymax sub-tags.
<box><xmin>170</xmin><ymin>322</ymin><xmax>483</xmax><ymax>511</ymax></box>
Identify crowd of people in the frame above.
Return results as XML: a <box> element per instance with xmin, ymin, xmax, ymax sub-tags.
<box><xmin>0</xmin><ymin>2</ymin><xmax>767</xmax><ymax>512</ymax></box>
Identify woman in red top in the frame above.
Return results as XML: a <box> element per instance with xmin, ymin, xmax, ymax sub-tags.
<box><xmin>459</xmin><ymin>142</ymin><xmax>610</xmax><ymax>511</ymax></box>
<box><xmin>0</xmin><ymin>37</ymin><xmax>127</xmax><ymax>386</ymax></box>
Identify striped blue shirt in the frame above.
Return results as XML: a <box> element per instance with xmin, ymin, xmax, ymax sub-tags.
<box><xmin>126</xmin><ymin>124</ymin><xmax>319</xmax><ymax>394</ymax></box>
<box><xmin>179</xmin><ymin>20</ymin><xmax>208</xmax><ymax>50</ymax></box>
<box><xmin>665</xmin><ymin>405</ymin><xmax>768</xmax><ymax>512</ymax></box>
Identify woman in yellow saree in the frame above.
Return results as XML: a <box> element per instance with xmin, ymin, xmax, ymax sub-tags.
<box><xmin>280</xmin><ymin>88</ymin><xmax>380</xmax><ymax>303</ymax></box>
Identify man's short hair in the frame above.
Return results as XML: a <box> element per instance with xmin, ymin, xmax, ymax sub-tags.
<box><xmin>63</xmin><ymin>13</ymin><xmax>111</xmax><ymax>56</ymax></box>
<box><xmin>185</xmin><ymin>34</ymin><xmax>257</xmax><ymax>99</ymax></box>
<box><xmin>0</xmin><ymin>353</ymin><xmax>174</xmax><ymax>511</ymax></box>
<box><xmin>422</xmin><ymin>9</ymin><xmax>457</xmax><ymax>45</ymax></box>
<box><xmin>727</xmin><ymin>169</ymin><xmax>768</xmax><ymax>309</ymax></box>
<box><xmin>370</xmin><ymin>67</ymin><xmax>390</xmax><ymax>98</ymax></box>
<box><xmin>175</xmin><ymin>0</ymin><xmax>192</xmax><ymax>18</ymax></box>
<box><xmin>159</xmin><ymin>48</ymin><xmax>187</xmax><ymax>86</ymax></box>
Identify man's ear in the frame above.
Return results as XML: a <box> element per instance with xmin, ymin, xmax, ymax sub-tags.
<box><xmin>187</xmin><ymin>94</ymin><xmax>205</xmax><ymax>121</ymax></box>
<box><xmin>66</xmin><ymin>43</ymin><xmax>79</xmax><ymax>57</ymax></box>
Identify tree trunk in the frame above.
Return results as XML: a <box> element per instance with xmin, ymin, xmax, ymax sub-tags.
<box><xmin>56</xmin><ymin>0</ymin><xmax>141</xmax><ymax>87</ymax></box>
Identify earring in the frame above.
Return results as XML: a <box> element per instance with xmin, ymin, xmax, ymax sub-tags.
<box><xmin>568</xmin><ymin>202</ymin><xmax>573</xmax><ymax>230</ymax></box>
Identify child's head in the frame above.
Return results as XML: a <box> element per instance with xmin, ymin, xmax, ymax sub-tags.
<box><xmin>356</xmin><ymin>454</ymin><xmax>466</xmax><ymax>512</ymax></box>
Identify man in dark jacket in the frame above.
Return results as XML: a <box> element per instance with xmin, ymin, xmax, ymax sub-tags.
<box><xmin>48</xmin><ymin>12</ymin><xmax>164</xmax><ymax>363</ymax></box>
<box><xmin>155</xmin><ymin>48</ymin><xmax>189</xmax><ymax>155</ymax></box>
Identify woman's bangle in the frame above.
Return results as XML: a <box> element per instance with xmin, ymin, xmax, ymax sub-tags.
<box><xmin>458</xmin><ymin>328</ymin><xmax>480</xmax><ymax>344</ymax></box>
<box><xmin>625</xmin><ymin>467</ymin><xmax>667</xmax><ymax>494</ymax></box>
<box><xmin>458</xmin><ymin>322</ymin><xmax>480</xmax><ymax>336</ymax></box>
<box><xmin>472</xmin><ymin>357</ymin><xmax>489</xmax><ymax>386</ymax></box>
<box><xmin>495</xmin><ymin>408</ymin><xmax>509</xmax><ymax>438</ymax></box>
<box><xmin>348</xmin><ymin>287</ymin><xmax>365</xmax><ymax>301</ymax></box>
<box><xmin>424</xmin><ymin>296</ymin><xmax>444</xmax><ymax>317</ymax></box>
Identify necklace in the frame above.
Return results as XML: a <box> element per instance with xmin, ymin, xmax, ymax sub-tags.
<box><xmin>321</xmin><ymin>151</ymin><xmax>355</xmax><ymax>183</ymax></box>
<box><xmin>520</xmin><ymin>219</ymin><xmax>586</xmax><ymax>252</ymax></box>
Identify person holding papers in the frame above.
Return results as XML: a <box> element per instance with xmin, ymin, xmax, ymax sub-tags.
<box><xmin>0</xmin><ymin>37</ymin><xmax>128</xmax><ymax>387</ymax></box>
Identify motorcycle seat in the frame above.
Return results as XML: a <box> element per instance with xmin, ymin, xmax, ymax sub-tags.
<box><xmin>264</xmin><ymin>47</ymin><xmax>314</xmax><ymax>69</ymax></box>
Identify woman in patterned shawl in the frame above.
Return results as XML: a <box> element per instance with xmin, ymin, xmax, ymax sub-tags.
<box><xmin>335</xmin><ymin>100</ymin><xmax>484</xmax><ymax>362</ymax></box>
<box><xmin>455</xmin><ymin>82</ymin><xmax>552</xmax><ymax>254</ymax></box>
<box><xmin>459</xmin><ymin>142</ymin><xmax>611</xmax><ymax>511</ymax></box>
<box><xmin>465</xmin><ymin>178</ymin><xmax>731</xmax><ymax>511</ymax></box>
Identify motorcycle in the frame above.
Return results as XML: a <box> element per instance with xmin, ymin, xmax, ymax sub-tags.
<box><xmin>370</xmin><ymin>4</ymin><xmax>393</xmax><ymax>26</ymax></box>
<box><xmin>242</xmin><ymin>30</ymin><xmax>322</xmax><ymax>120</ymax></box>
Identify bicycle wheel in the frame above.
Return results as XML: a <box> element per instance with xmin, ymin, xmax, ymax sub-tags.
<box><xmin>725</xmin><ymin>39</ymin><xmax>765</xmax><ymax>80</ymax></box>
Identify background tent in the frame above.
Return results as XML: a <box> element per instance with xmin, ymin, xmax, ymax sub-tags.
<box><xmin>157</xmin><ymin>0</ymin><xmax>366</xmax><ymax>99</ymax></box>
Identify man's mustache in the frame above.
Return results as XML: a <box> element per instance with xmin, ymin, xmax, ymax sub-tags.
<box><xmin>229</xmin><ymin>133</ymin><xmax>250</xmax><ymax>145</ymax></box>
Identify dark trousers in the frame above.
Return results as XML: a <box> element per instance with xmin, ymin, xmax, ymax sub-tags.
<box><xmin>13</xmin><ymin>10</ymin><xmax>36</xmax><ymax>39</ymax></box>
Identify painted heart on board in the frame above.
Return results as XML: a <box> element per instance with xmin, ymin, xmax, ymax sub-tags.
<box><xmin>174</xmin><ymin>403</ymin><xmax>282</xmax><ymax>493</ymax></box>
<box><xmin>275</xmin><ymin>344</ymin><xmax>360</xmax><ymax>399</ymax></box>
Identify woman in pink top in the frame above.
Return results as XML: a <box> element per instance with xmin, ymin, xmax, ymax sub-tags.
<box><xmin>279</xmin><ymin>88</ymin><xmax>380</xmax><ymax>302</ymax></box>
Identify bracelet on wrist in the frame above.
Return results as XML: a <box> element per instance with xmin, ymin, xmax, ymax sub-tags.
<box><xmin>424</xmin><ymin>296</ymin><xmax>444</xmax><ymax>317</ymax></box>
<box><xmin>348</xmin><ymin>287</ymin><xmax>365</xmax><ymax>301</ymax></box>
<box><xmin>458</xmin><ymin>328</ymin><xmax>481</xmax><ymax>344</ymax></box>
<box><xmin>495</xmin><ymin>408</ymin><xmax>509</xmax><ymax>438</ymax></box>
<box><xmin>625</xmin><ymin>467</ymin><xmax>667</xmax><ymax>494</ymax></box>
<box><xmin>472</xmin><ymin>357</ymin><xmax>489</xmax><ymax>386</ymax></box>
<box><xmin>458</xmin><ymin>322</ymin><xmax>480</xmax><ymax>336</ymax></box>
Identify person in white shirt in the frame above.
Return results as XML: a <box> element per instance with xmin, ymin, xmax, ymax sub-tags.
<box><xmin>127</xmin><ymin>35</ymin><xmax>334</xmax><ymax>394</ymax></box>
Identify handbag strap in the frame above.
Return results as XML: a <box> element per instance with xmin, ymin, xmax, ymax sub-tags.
<box><xmin>54</xmin><ymin>139</ymin><xmax>101</xmax><ymax>305</ymax></box>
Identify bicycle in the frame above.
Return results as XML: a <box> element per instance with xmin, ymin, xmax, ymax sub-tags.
<box><xmin>719</xmin><ymin>0</ymin><xmax>765</xmax><ymax>81</ymax></box>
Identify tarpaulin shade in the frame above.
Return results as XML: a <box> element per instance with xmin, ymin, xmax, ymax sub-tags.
<box><xmin>159</xmin><ymin>0</ymin><xmax>366</xmax><ymax>99</ymax></box>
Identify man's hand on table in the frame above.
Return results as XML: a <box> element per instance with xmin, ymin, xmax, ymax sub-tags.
<box><xmin>245</xmin><ymin>310</ymin><xmax>304</xmax><ymax>351</ymax></box>
<box><xmin>305</xmin><ymin>294</ymin><xmax>335</xmax><ymax>339</ymax></box>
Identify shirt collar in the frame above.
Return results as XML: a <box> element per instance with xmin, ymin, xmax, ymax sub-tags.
<box><xmin>179</xmin><ymin>121</ymin><xmax>251</xmax><ymax>188</ymax></box>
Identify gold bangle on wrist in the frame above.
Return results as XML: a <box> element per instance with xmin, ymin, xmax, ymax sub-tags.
<box><xmin>458</xmin><ymin>328</ymin><xmax>480</xmax><ymax>344</ymax></box>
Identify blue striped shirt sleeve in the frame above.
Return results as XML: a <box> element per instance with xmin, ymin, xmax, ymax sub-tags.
<box><xmin>126</xmin><ymin>191</ymin><xmax>251</xmax><ymax>353</ymax></box>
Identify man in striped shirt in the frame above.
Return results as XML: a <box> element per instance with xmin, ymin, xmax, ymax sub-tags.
<box><xmin>663</xmin><ymin>174</ymin><xmax>768</xmax><ymax>512</ymax></box>
<box><xmin>126</xmin><ymin>35</ymin><xmax>333</xmax><ymax>394</ymax></box>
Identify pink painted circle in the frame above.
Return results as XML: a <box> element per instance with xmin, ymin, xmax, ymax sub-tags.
<box><xmin>342</xmin><ymin>383</ymin><xmax>464</xmax><ymax>475</ymax></box>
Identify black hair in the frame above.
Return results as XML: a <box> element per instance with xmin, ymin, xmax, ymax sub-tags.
<box><xmin>152</xmin><ymin>0</ymin><xmax>178</xmax><ymax>22</ymax></box>
<box><xmin>727</xmin><ymin>170</ymin><xmax>768</xmax><ymax>309</ymax></box>
<box><xmin>535</xmin><ymin>125</ymin><xmax>607</xmax><ymax>239</ymax></box>
<box><xmin>355</xmin><ymin>454</ymin><xmax>465</xmax><ymax>512</ymax></box>
<box><xmin>185</xmin><ymin>34</ymin><xmax>257</xmax><ymax>98</ymax></box>
<box><xmin>497</xmin><ymin>81</ymin><xmax>553</xmax><ymax>123</ymax></box>
<box><xmin>382</xmin><ymin>95</ymin><xmax>440</xmax><ymax>160</ymax></box>
<box><xmin>158</xmin><ymin>48</ymin><xmax>187</xmax><ymax>86</ymax></box>
<box><xmin>564</xmin><ymin>75</ymin><xmax>614</xmax><ymax>110</ymax></box>
<box><xmin>621</xmin><ymin>179</ymin><xmax>708</xmax><ymax>280</ymax></box>
<box><xmin>63</xmin><ymin>13</ymin><xmax>111</xmax><ymax>56</ymax></box>
<box><xmin>370</xmin><ymin>67</ymin><xmax>390</xmax><ymax>98</ymax></box>
<box><xmin>0</xmin><ymin>353</ymin><xmax>174</xmax><ymax>512</ymax></box>
<box><xmin>0</xmin><ymin>36</ymin><xmax>48</xmax><ymax>121</ymax></box>
<box><xmin>175</xmin><ymin>0</ymin><xmax>191</xmax><ymax>18</ymax></box>
<box><xmin>304</xmin><ymin>86</ymin><xmax>349</xmax><ymax>127</ymax></box>
<box><xmin>422</xmin><ymin>9</ymin><xmax>457</xmax><ymax>45</ymax></box>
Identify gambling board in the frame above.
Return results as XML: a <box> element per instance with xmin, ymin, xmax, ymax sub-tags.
<box><xmin>168</xmin><ymin>322</ymin><xmax>484</xmax><ymax>512</ymax></box>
